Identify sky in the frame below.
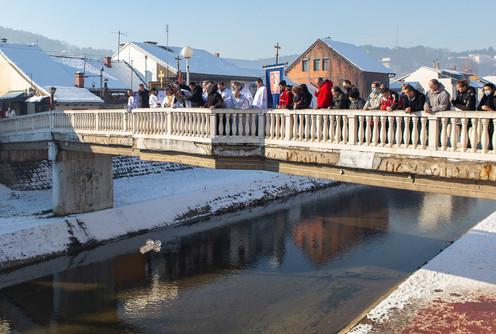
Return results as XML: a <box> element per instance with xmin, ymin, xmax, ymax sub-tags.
<box><xmin>1</xmin><ymin>0</ymin><xmax>494</xmax><ymax>60</ymax></box>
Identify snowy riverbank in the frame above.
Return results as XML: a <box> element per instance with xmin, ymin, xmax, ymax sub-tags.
<box><xmin>0</xmin><ymin>167</ymin><xmax>334</xmax><ymax>270</ymax></box>
<box><xmin>347</xmin><ymin>210</ymin><xmax>496</xmax><ymax>333</ymax></box>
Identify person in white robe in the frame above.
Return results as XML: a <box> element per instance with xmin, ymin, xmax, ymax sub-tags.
<box><xmin>217</xmin><ymin>81</ymin><xmax>233</xmax><ymax>109</ymax></box>
<box><xmin>149</xmin><ymin>88</ymin><xmax>160</xmax><ymax>108</ymax></box>
<box><xmin>125</xmin><ymin>89</ymin><xmax>137</xmax><ymax>112</ymax></box>
<box><xmin>233</xmin><ymin>82</ymin><xmax>253</xmax><ymax>105</ymax></box>
<box><xmin>252</xmin><ymin>78</ymin><xmax>267</xmax><ymax>108</ymax></box>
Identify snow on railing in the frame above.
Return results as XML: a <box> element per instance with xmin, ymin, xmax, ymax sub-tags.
<box><xmin>1</xmin><ymin>109</ymin><xmax>495</xmax><ymax>157</ymax></box>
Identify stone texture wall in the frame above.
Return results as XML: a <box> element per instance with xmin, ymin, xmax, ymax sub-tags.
<box><xmin>0</xmin><ymin>156</ymin><xmax>194</xmax><ymax>191</ymax></box>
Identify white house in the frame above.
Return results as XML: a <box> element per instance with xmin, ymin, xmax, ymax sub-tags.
<box><xmin>0</xmin><ymin>42</ymin><xmax>103</xmax><ymax>114</ymax></box>
<box><xmin>393</xmin><ymin>66</ymin><xmax>486</xmax><ymax>101</ymax></box>
<box><xmin>113</xmin><ymin>42</ymin><xmax>259</xmax><ymax>89</ymax></box>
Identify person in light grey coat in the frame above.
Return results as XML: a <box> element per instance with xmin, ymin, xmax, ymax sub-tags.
<box><xmin>363</xmin><ymin>81</ymin><xmax>383</xmax><ymax>110</ymax></box>
<box><xmin>424</xmin><ymin>79</ymin><xmax>450</xmax><ymax>113</ymax></box>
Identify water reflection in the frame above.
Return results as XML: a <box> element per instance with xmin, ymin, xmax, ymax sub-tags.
<box><xmin>0</xmin><ymin>185</ymin><xmax>495</xmax><ymax>334</ymax></box>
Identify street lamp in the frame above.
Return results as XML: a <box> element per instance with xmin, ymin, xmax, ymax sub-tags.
<box><xmin>181</xmin><ymin>46</ymin><xmax>193</xmax><ymax>85</ymax></box>
<box><xmin>49</xmin><ymin>87</ymin><xmax>57</xmax><ymax>111</ymax></box>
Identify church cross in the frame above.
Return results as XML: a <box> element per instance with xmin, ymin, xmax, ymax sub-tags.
<box><xmin>175</xmin><ymin>55</ymin><xmax>182</xmax><ymax>73</ymax></box>
<box><xmin>274</xmin><ymin>43</ymin><xmax>281</xmax><ymax>64</ymax></box>
<box><xmin>158</xmin><ymin>70</ymin><xmax>165</xmax><ymax>88</ymax></box>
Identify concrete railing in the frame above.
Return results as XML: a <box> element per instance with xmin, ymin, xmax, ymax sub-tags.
<box><xmin>1</xmin><ymin>108</ymin><xmax>496</xmax><ymax>160</ymax></box>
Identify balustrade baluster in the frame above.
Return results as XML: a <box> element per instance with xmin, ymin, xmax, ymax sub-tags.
<box><xmin>481</xmin><ymin>118</ymin><xmax>490</xmax><ymax>153</ymax></box>
<box><xmin>342</xmin><ymin>115</ymin><xmax>348</xmax><ymax>144</ymax></box>
<box><xmin>365</xmin><ymin>116</ymin><xmax>372</xmax><ymax>145</ymax></box>
<box><xmin>380</xmin><ymin>116</ymin><xmax>387</xmax><ymax>146</ymax></box>
<box><xmin>292</xmin><ymin>114</ymin><xmax>298</xmax><ymax>140</ymax></box>
<box><xmin>493</xmin><ymin>119</ymin><xmax>496</xmax><ymax>154</ymax></box>
<box><xmin>372</xmin><ymin>116</ymin><xmax>379</xmax><ymax>146</ymax></box>
<box><xmin>420</xmin><ymin>117</ymin><xmax>427</xmax><ymax>149</ymax></box>
<box><xmin>304</xmin><ymin>114</ymin><xmax>310</xmax><ymax>141</ymax></box>
<box><xmin>440</xmin><ymin>117</ymin><xmax>448</xmax><ymax>151</ymax></box>
<box><xmin>333</xmin><ymin>116</ymin><xmax>340</xmax><ymax>143</ymax></box>
<box><xmin>280</xmin><ymin>114</ymin><xmax>285</xmax><ymax>139</ymax></box>
<box><xmin>315</xmin><ymin>115</ymin><xmax>322</xmax><ymax>142</ymax></box>
<box><xmin>460</xmin><ymin>118</ymin><xmax>468</xmax><ymax>152</ymax></box>
<box><xmin>232</xmin><ymin>113</ymin><xmax>238</xmax><ymax>137</ymax></box>
<box><xmin>298</xmin><ymin>114</ymin><xmax>304</xmax><ymax>141</ymax></box>
<box><xmin>450</xmin><ymin>118</ymin><xmax>458</xmax><ymax>152</ymax></box>
<box><xmin>358</xmin><ymin>116</ymin><xmax>365</xmax><ymax>145</ymax></box>
<box><xmin>403</xmin><ymin>117</ymin><xmax>411</xmax><ymax>148</ymax></box>
<box><xmin>387</xmin><ymin>116</ymin><xmax>394</xmax><ymax>147</ymax></box>
<box><xmin>412</xmin><ymin>116</ymin><xmax>419</xmax><ymax>149</ymax></box>
<box><xmin>322</xmin><ymin>115</ymin><xmax>329</xmax><ymax>143</ymax></box>
<box><xmin>250</xmin><ymin>113</ymin><xmax>256</xmax><ymax>137</ymax></box>
<box><xmin>395</xmin><ymin>116</ymin><xmax>402</xmax><ymax>147</ymax></box>
<box><xmin>310</xmin><ymin>115</ymin><xmax>316</xmax><ymax>141</ymax></box>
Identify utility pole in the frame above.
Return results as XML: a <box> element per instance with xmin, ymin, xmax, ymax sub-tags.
<box><xmin>112</xmin><ymin>30</ymin><xmax>128</xmax><ymax>61</ymax></box>
<box><xmin>166</xmin><ymin>25</ymin><xmax>169</xmax><ymax>81</ymax></box>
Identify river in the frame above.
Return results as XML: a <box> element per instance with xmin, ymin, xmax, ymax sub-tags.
<box><xmin>0</xmin><ymin>184</ymin><xmax>495</xmax><ymax>333</ymax></box>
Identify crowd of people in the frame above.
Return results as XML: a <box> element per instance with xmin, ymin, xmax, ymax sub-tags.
<box><xmin>125</xmin><ymin>76</ymin><xmax>496</xmax><ymax>114</ymax></box>
<box><xmin>126</xmin><ymin>79</ymin><xmax>267</xmax><ymax>112</ymax></box>
<box><xmin>0</xmin><ymin>107</ymin><xmax>16</xmax><ymax>119</ymax></box>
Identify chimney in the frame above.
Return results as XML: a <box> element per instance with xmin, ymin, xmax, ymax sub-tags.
<box><xmin>449</xmin><ymin>65</ymin><xmax>456</xmax><ymax>71</ymax></box>
<box><xmin>105</xmin><ymin>56</ymin><xmax>112</xmax><ymax>68</ymax></box>
<box><xmin>214</xmin><ymin>53</ymin><xmax>220</xmax><ymax>57</ymax></box>
<box><xmin>75</xmin><ymin>71</ymin><xmax>85</xmax><ymax>88</ymax></box>
<box><xmin>119</xmin><ymin>43</ymin><xmax>125</xmax><ymax>49</ymax></box>
<box><xmin>433</xmin><ymin>60</ymin><xmax>436</xmax><ymax>68</ymax></box>
<box><xmin>436</xmin><ymin>59</ymin><xmax>439</xmax><ymax>69</ymax></box>
<box><xmin>464</xmin><ymin>65</ymin><xmax>469</xmax><ymax>73</ymax></box>
<box><xmin>144</xmin><ymin>41</ymin><xmax>158</xmax><ymax>45</ymax></box>
<box><xmin>1</xmin><ymin>38</ymin><xmax>6</xmax><ymax>43</ymax></box>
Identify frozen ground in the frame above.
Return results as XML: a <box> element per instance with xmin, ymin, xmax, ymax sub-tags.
<box><xmin>0</xmin><ymin>168</ymin><xmax>334</xmax><ymax>269</ymax></box>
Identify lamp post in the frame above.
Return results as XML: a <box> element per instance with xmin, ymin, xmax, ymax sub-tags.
<box><xmin>49</xmin><ymin>87</ymin><xmax>56</xmax><ymax>111</ymax></box>
<box><xmin>181</xmin><ymin>46</ymin><xmax>193</xmax><ymax>85</ymax></box>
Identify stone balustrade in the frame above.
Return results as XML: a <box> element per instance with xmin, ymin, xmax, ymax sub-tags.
<box><xmin>1</xmin><ymin>108</ymin><xmax>496</xmax><ymax>161</ymax></box>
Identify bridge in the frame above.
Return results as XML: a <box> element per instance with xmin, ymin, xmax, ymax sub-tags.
<box><xmin>1</xmin><ymin>108</ymin><xmax>496</xmax><ymax>215</ymax></box>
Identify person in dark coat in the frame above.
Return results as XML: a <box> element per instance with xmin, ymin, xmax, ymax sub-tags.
<box><xmin>402</xmin><ymin>85</ymin><xmax>426</xmax><ymax>113</ymax></box>
<box><xmin>183</xmin><ymin>82</ymin><xmax>204</xmax><ymax>107</ymax></box>
<box><xmin>343</xmin><ymin>80</ymin><xmax>360</xmax><ymax>100</ymax></box>
<box><xmin>137</xmin><ymin>84</ymin><xmax>150</xmax><ymax>108</ymax></box>
<box><xmin>451</xmin><ymin>79</ymin><xmax>476</xmax><ymax>110</ymax></box>
<box><xmin>330</xmin><ymin>86</ymin><xmax>350</xmax><ymax>109</ymax></box>
<box><xmin>292</xmin><ymin>85</ymin><xmax>311</xmax><ymax>109</ymax></box>
<box><xmin>349</xmin><ymin>90</ymin><xmax>365</xmax><ymax>109</ymax></box>
<box><xmin>478</xmin><ymin>83</ymin><xmax>496</xmax><ymax>111</ymax></box>
<box><xmin>203</xmin><ymin>83</ymin><xmax>224</xmax><ymax>109</ymax></box>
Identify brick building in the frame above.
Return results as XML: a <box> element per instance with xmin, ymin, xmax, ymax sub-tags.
<box><xmin>285</xmin><ymin>38</ymin><xmax>394</xmax><ymax>98</ymax></box>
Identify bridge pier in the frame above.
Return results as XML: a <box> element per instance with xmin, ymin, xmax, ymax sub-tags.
<box><xmin>49</xmin><ymin>143</ymin><xmax>113</xmax><ymax>216</ymax></box>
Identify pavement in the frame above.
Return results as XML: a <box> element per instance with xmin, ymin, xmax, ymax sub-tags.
<box><xmin>346</xmin><ymin>211</ymin><xmax>496</xmax><ymax>334</ymax></box>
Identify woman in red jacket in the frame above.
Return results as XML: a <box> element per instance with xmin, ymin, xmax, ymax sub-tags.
<box><xmin>277</xmin><ymin>80</ymin><xmax>293</xmax><ymax>109</ymax></box>
<box><xmin>313</xmin><ymin>77</ymin><xmax>333</xmax><ymax>109</ymax></box>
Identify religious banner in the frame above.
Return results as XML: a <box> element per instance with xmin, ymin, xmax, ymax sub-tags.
<box><xmin>264</xmin><ymin>64</ymin><xmax>285</xmax><ymax>108</ymax></box>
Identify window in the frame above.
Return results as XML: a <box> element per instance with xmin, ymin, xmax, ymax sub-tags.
<box><xmin>302</xmin><ymin>60</ymin><xmax>309</xmax><ymax>72</ymax></box>
<box><xmin>322</xmin><ymin>59</ymin><xmax>329</xmax><ymax>71</ymax></box>
<box><xmin>314</xmin><ymin>59</ymin><xmax>321</xmax><ymax>71</ymax></box>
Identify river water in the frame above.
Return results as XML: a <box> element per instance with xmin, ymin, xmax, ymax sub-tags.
<box><xmin>0</xmin><ymin>184</ymin><xmax>495</xmax><ymax>334</ymax></box>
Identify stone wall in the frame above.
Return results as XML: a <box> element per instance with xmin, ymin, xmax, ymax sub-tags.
<box><xmin>0</xmin><ymin>156</ymin><xmax>194</xmax><ymax>191</ymax></box>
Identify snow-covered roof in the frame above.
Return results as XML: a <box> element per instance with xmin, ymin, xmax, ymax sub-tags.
<box><xmin>0</xmin><ymin>43</ymin><xmax>75</xmax><ymax>91</ymax></box>
<box><xmin>128</xmin><ymin>42</ymin><xmax>258</xmax><ymax>78</ymax></box>
<box><xmin>51</xmin><ymin>56</ymin><xmax>145</xmax><ymax>91</ymax></box>
<box><xmin>0</xmin><ymin>42</ymin><xmax>104</xmax><ymax>104</ymax></box>
<box><xmin>483</xmin><ymin>75</ymin><xmax>496</xmax><ymax>85</ymax></box>
<box><xmin>46</xmin><ymin>86</ymin><xmax>104</xmax><ymax>104</ymax></box>
<box><xmin>321</xmin><ymin>39</ymin><xmax>394</xmax><ymax>74</ymax></box>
